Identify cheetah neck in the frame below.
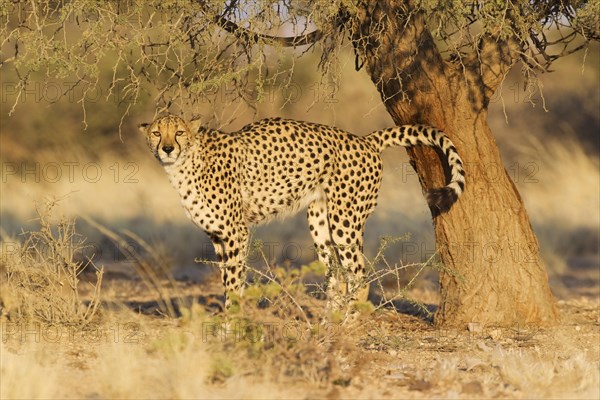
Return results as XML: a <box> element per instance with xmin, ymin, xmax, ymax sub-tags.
<box><xmin>163</xmin><ymin>153</ymin><xmax>191</xmax><ymax>178</ymax></box>
<box><xmin>161</xmin><ymin>142</ymin><xmax>206</xmax><ymax>194</ymax></box>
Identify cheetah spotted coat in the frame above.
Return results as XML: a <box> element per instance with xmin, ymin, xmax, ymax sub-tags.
<box><xmin>140</xmin><ymin>115</ymin><xmax>465</xmax><ymax>309</ymax></box>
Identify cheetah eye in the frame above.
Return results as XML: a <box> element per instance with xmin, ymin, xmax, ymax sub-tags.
<box><xmin>175</xmin><ymin>130</ymin><xmax>185</xmax><ymax>137</ymax></box>
<box><xmin>152</xmin><ymin>131</ymin><xmax>161</xmax><ymax>137</ymax></box>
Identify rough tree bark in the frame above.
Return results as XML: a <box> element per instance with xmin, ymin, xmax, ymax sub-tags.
<box><xmin>350</xmin><ymin>2</ymin><xmax>559</xmax><ymax>327</ymax></box>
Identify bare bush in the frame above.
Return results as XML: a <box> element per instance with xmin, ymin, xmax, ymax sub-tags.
<box><xmin>0</xmin><ymin>201</ymin><xmax>103</xmax><ymax>325</ymax></box>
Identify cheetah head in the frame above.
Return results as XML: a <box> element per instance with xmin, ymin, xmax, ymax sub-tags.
<box><xmin>138</xmin><ymin>115</ymin><xmax>199</xmax><ymax>165</ymax></box>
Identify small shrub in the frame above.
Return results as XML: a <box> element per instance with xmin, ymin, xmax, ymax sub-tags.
<box><xmin>0</xmin><ymin>201</ymin><xmax>103</xmax><ymax>325</ymax></box>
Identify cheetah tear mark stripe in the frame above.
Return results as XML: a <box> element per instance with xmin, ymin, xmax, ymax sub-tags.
<box><xmin>369</xmin><ymin>125</ymin><xmax>465</xmax><ymax>216</ymax></box>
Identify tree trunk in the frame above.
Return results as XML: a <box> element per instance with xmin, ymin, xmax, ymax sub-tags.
<box><xmin>350</xmin><ymin>2</ymin><xmax>559</xmax><ymax>327</ymax></box>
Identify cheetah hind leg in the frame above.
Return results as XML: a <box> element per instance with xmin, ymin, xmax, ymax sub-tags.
<box><xmin>308</xmin><ymin>200</ymin><xmax>344</xmax><ymax>309</ymax></box>
<box><xmin>307</xmin><ymin>200</ymin><xmax>368</xmax><ymax>313</ymax></box>
<box><xmin>325</xmin><ymin>205</ymin><xmax>371</xmax><ymax>318</ymax></box>
<box><xmin>324</xmin><ymin>245</ymin><xmax>369</xmax><ymax>320</ymax></box>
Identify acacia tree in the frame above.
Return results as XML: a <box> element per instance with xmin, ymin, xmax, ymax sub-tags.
<box><xmin>2</xmin><ymin>1</ymin><xmax>598</xmax><ymax>327</ymax></box>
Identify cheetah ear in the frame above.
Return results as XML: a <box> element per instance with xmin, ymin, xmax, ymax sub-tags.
<box><xmin>187</xmin><ymin>118</ymin><xmax>202</xmax><ymax>134</ymax></box>
<box><xmin>138</xmin><ymin>123</ymin><xmax>150</xmax><ymax>134</ymax></box>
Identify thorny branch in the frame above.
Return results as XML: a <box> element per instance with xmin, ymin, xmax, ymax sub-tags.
<box><xmin>0</xmin><ymin>0</ymin><xmax>596</xmax><ymax>120</ymax></box>
<box><xmin>197</xmin><ymin>0</ymin><xmax>324</xmax><ymax>47</ymax></box>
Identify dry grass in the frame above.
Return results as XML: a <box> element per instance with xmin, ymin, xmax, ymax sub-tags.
<box><xmin>1</xmin><ymin>213</ymin><xmax>598</xmax><ymax>399</ymax></box>
<box><xmin>509</xmin><ymin>136</ymin><xmax>599</xmax><ymax>231</ymax></box>
<box><xmin>1</xmin><ymin>343</ymin><xmax>63</xmax><ymax>399</ymax></box>
<box><xmin>2</xmin><ymin>293</ymin><xmax>598</xmax><ymax>399</ymax></box>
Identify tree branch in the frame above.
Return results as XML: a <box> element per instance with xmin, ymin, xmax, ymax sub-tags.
<box><xmin>198</xmin><ymin>1</ymin><xmax>323</xmax><ymax>47</ymax></box>
<box><xmin>463</xmin><ymin>34</ymin><xmax>520</xmax><ymax>107</ymax></box>
<box><xmin>214</xmin><ymin>14</ymin><xmax>323</xmax><ymax>46</ymax></box>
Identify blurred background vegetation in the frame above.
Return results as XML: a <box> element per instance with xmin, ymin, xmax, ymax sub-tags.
<box><xmin>1</xmin><ymin>40</ymin><xmax>598</xmax><ymax>298</ymax></box>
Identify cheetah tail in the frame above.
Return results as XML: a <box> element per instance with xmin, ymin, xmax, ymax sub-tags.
<box><xmin>369</xmin><ymin>125</ymin><xmax>465</xmax><ymax>216</ymax></box>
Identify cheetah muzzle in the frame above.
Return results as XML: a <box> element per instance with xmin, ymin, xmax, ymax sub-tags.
<box><xmin>139</xmin><ymin>115</ymin><xmax>465</xmax><ymax>311</ymax></box>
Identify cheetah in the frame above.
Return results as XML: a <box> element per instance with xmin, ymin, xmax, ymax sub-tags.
<box><xmin>139</xmin><ymin>115</ymin><xmax>465</xmax><ymax>310</ymax></box>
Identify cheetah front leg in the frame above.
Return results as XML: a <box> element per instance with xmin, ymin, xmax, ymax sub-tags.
<box><xmin>209</xmin><ymin>226</ymin><xmax>249</xmax><ymax>312</ymax></box>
